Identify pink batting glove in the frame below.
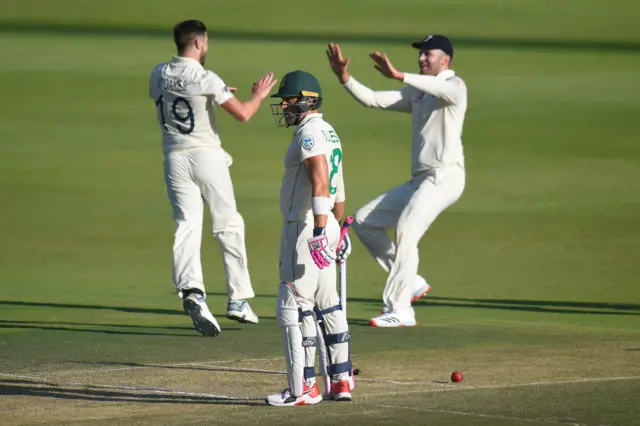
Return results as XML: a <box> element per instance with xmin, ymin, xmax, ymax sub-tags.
<box><xmin>307</xmin><ymin>233</ymin><xmax>336</xmax><ymax>269</ymax></box>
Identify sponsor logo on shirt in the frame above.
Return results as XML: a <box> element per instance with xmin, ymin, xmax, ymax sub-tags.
<box><xmin>301</xmin><ymin>135</ymin><xmax>314</xmax><ymax>150</ymax></box>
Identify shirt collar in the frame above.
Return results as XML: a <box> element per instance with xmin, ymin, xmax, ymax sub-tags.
<box><xmin>437</xmin><ymin>69</ymin><xmax>455</xmax><ymax>79</ymax></box>
<box><xmin>296</xmin><ymin>112</ymin><xmax>323</xmax><ymax>129</ymax></box>
<box><xmin>171</xmin><ymin>55</ymin><xmax>204</xmax><ymax>69</ymax></box>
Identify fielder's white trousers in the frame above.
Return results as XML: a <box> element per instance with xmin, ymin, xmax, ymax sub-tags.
<box><xmin>353</xmin><ymin>164</ymin><xmax>465</xmax><ymax>311</ymax></box>
<box><xmin>163</xmin><ymin>147</ymin><xmax>254</xmax><ymax>301</ymax></box>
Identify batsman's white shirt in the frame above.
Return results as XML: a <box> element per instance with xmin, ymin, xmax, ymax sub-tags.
<box><xmin>344</xmin><ymin>69</ymin><xmax>466</xmax><ymax>175</ymax></box>
<box><xmin>149</xmin><ymin>56</ymin><xmax>234</xmax><ymax>155</ymax></box>
<box><xmin>280</xmin><ymin>113</ymin><xmax>345</xmax><ymax>224</ymax></box>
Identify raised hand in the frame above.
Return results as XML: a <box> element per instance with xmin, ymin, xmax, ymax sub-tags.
<box><xmin>326</xmin><ymin>43</ymin><xmax>351</xmax><ymax>84</ymax></box>
<box><xmin>369</xmin><ymin>52</ymin><xmax>403</xmax><ymax>81</ymax></box>
<box><xmin>251</xmin><ymin>72</ymin><xmax>278</xmax><ymax>100</ymax></box>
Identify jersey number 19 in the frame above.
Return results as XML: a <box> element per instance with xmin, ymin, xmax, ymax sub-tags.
<box><xmin>155</xmin><ymin>95</ymin><xmax>195</xmax><ymax>135</ymax></box>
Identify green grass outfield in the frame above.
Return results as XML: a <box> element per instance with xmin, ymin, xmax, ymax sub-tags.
<box><xmin>1</xmin><ymin>0</ymin><xmax>639</xmax><ymax>424</ymax></box>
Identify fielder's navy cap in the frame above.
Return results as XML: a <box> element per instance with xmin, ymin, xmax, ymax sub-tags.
<box><xmin>411</xmin><ymin>35</ymin><xmax>454</xmax><ymax>59</ymax></box>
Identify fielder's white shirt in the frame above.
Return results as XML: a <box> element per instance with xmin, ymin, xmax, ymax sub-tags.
<box><xmin>280</xmin><ymin>113</ymin><xmax>345</xmax><ymax>223</ymax></box>
<box><xmin>149</xmin><ymin>56</ymin><xmax>234</xmax><ymax>154</ymax></box>
<box><xmin>343</xmin><ymin>69</ymin><xmax>467</xmax><ymax>175</ymax></box>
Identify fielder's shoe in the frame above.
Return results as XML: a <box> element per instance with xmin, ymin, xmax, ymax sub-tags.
<box><xmin>329</xmin><ymin>379</ymin><xmax>352</xmax><ymax>402</ymax></box>
<box><xmin>226</xmin><ymin>300</ymin><xmax>259</xmax><ymax>324</ymax></box>
<box><xmin>411</xmin><ymin>275</ymin><xmax>432</xmax><ymax>302</ymax></box>
<box><xmin>266</xmin><ymin>383</ymin><xmax>323</xmax><ymax>407</ymax></box>
<box><xmin>369</xmin><ymin>308</ymin><xmax>417</xmax><ymax>327</ymax></box>
<box><xmin>182</xmin><ymin>293</ymin><xmax>221</xmax><ymax>337</ymax></box>
<box><xmin>381</xmin><ymin>275</ymin><xmax>432</xmax><ymax>314</ymax></box>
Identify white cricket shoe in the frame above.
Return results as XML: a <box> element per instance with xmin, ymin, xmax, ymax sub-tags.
<box><xmin>382</xmin><ymin>275</ymin><xmax>432</xmax><ymax>314</ymax></box>
<box><xmin>369</xmin><ymin>308</ymin><xmax>417</xmax><ymax>327</ymax></box>
<box><xmin>411</xmin><ymin>275</ymin><xmax>432</xmax><ymax>302</ymax></box>
<box><xmin>226</xmin><ymin>300</ymin><xmax>259</xmax><ymax>324</ymax></box>
<box><xmin>266</xmin><ymin>383</ymin><xmax>323</xmax><ymax>407</ymax></box>
<box><xmin>182</xmin><ymin>293</ymin><xmax>221</xmax><ymax>337</ymax></box>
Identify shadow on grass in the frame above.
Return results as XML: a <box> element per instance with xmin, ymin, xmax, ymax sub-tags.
<box><xmin>1</xmin><ymin>21</ymin><xmax>639</xmax><ymax>53</ymax></box>
<box><xmin>0</xmin><ymin>300</ymin><xmax>181</xmax><ymax>316</ymax></box>
<box><xmin>0</xmin><ymin>379</ymin><xmax>264</xmax><ymax>406</ymax></box>
<box><xmin>0</xmin><ymin>319</ymin><xmax>236</xmax><ymax>337</ymax></box>
<box><xmin>206</xmin><ymin>292</ymin><xmax>640</xmax><ymax>316</ymax></box>
<box><xmin>412</xmin><ymin>296</ymin><xmax>640</xmax><ymax>316</ymax></box>
<box><xmin>70</xmin><ymin>360</ymin><xmax>285</xmax><ymax>376</ymax></box>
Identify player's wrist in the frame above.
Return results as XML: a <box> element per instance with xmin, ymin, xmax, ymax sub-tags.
<box><xmin>312</xmin><ymin>227</ymin><xmax>325</xmax><ymax>237</ymax></box>
<box><xmin>339</xmin><ymin>72</ymin><xmax>351</xmax><ymax>85</ymax></box>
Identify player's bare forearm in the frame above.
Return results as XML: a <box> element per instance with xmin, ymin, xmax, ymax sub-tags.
<box><xmin>220</xmin><ymin>72</ymin><xmax>277</xmax><ymax>122</ymax></box>
<box><xmin>332</xmin><ymin>201</ymin><xmax>345</xmax><ymax>223</ymax></box>
<box><xmin>304</xmin><ymin>156</ymin><xmax>330</xmax><ymax>229</ymax></box>
<box><xmin>220</xmin><ymin>97</ymin><xmax>261</xmax><ymax>122</ymax></box>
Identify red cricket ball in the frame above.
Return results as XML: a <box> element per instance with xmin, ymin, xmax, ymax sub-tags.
<box><xmin>451</xmin><ymin>371</ymin><xmax>464</xmax><ymax>383</ymax></box>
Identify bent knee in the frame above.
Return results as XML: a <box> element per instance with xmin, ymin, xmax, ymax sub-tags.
<box><xmin>212</xmin><ymin>212</ymin><xmax>244</xmax><ymax>234</ymax></box>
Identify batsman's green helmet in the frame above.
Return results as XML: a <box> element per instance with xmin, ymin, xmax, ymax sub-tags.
<box><xmin>270</xmin><ymin>70</ymin><xmax>323</xmax><ymax>108</ymax></box>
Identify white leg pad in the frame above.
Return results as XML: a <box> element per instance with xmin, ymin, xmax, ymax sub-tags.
<box><xmin>277</xmin><ymin>282</ymin><xmax>304</xmax><ymax>397</ymax></box>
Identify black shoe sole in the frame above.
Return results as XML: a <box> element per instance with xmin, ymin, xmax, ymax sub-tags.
<box><xmin>183</xmin><ymin>300</ymin><xmax>221</xmax><ymax>337</ymax></box>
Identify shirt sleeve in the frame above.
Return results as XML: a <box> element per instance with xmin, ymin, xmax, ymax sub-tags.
<box><xmin>343</xmin><ymin>76</ymin><xmax>412</xmax><ymax>112</ymax></box>
<box><xmin>149</xmin><ymin>66</ymin><xmax>161</xmax><ymax>100</ymax></box>
<box><xmin>402</xmin><ymin>73</ymin><xmax>465</xmax><ymax>105</ymax></box>
<box><xmin>298</xmin><ymin>129</ymin><xmax>326</xmax><ymax>162</ymax></box>
<box><xmin>198</xmin><ymin>71</ymin><xmax>235</xmax><ymax>105</ymax></box>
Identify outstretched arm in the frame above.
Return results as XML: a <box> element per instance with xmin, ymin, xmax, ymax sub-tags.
<box><xmin>369</xmin><ymin>52</ymin><xmax>463</xmax><ymax>105</ymax></box>
<box><xmin>200</xmin><ymin>71</ymin><xmax>278</xmax><ymax>122</ymax></box>
<box><xmin>343</xmin><ymin>77</ymin><xmax>412</xmax><ymax>111</ymax></box>
<box><xmin>401</xmin><ymin>73</ymin><xmax>463</xmax><ymax>105</ymax></box>
<box><xmin>327</xmin><ymin>43</ymin><xmax>411</xmax><ymax>112</ymax></box>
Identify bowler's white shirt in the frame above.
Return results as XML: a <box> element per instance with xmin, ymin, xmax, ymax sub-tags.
<box><xmin>149</xmin><ymin>56</ymin><xmax>234</xmax><ymax>154</ymax></box>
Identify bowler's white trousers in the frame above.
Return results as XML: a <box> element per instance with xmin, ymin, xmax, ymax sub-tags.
<box><xmin>353</xmin><ymin>164</ymin><xmax>465</xmax><ymax>311</ymax></box>
<box><xmin>163</xmin><ymin>146</ymin><xmax>254</xmax><ymax>300</ymax></box>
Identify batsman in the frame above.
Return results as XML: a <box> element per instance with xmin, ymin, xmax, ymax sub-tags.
<box><xmin>266</xmin><ymin>70</ymin><xmax>354</xmax><ymax>407</ymax></box>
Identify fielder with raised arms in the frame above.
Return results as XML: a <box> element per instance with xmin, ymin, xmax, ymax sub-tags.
<box><xmin>326</xmin><ymin>35</ymin><xmax>468</xmax><ymax>327</ymax></box>
<box><xmin>266</xmin><ymin>70</ymin><xmax>354</xmax><ymax>407</ymax></box>
<box><xmin>149</xmin><ymin>20</ymin><xmax>277</xmax><ymax>337</ymax></box>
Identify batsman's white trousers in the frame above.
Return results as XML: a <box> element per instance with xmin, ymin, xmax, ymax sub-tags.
<box><xmin>163</xmin><ymin>146</ymin><xmax>254</xmax><ymax>301</ymax></box>
<box><xmin>278</xmin><ymin>216</ymin><xmax>341</xmax><ymax>309</ymax></box>
<box><xmin>353</xmin><ymin>164</ymin><xmax>465</xmax><ymax>311</ymax></box>
<box><xmin>278</xmin><ymin>215</ymin><xmax>351</xmax><ymax>380</ymax></box>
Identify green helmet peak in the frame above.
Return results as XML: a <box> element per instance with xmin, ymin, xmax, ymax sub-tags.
<box><xmin>270</xmin><ymin>70</ymin><xmax>323</xmax><ymax>128</ymax></box>
<box><xmin>271</xmin><ymin>70</ymin><xmax>323</xmax><ymax>105</ymax></box>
